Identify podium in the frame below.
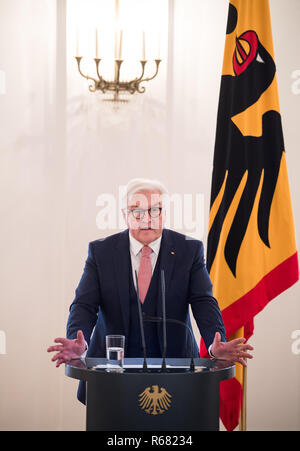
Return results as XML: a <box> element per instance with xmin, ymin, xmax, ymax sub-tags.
<box><xmin>65</xmin><ymin>357</ymin><xmax>235</xmax><ymax>431</ymax></box>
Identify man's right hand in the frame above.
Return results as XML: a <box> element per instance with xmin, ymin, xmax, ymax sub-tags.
<box><xmin>47</xmin><ymin>330</ymin><xmax>87</xmax><ymax>367</ymax></box>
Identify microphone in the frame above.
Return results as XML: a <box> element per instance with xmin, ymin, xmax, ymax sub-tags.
<box><xmin>135</xmin><ymin>270</ymin><xmax>148</xmax><ymax>371</ymax></box>
<box><xmin>161</xmin><ymin>269</ymin><xmax>167</xmax><ymax>371</ymax></box>
<box><xmin>143</xmin><ymin>314</ymin><xmax>196</xmax><ymax>372</ymax></box>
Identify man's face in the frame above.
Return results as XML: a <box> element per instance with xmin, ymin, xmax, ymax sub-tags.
<box><xmin>124</xmin><ymin>190</ymin><xmax>165</xmax><ymax>245</ymax></box>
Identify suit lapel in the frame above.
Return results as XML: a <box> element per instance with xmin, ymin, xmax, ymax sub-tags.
<box><xmin>113</xmin><ymin>229</ymin><xmax>131</xmax><ymax>338</ymax></box>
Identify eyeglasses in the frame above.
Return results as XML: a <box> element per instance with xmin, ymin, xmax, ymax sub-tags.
<box><xmin>127</xmin><ymin>206</ymin><xmax>162</xmax><ymax>220</ymax></box>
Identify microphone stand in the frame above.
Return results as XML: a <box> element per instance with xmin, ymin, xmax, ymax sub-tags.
<box><xmin>135</xmin><ymin>271</ymin><xmax>148</xmax><ymax>372</ymax></box>
<box><xmin>143</xmin><ymin>316</ymin><xmax>196</xmax><ymax>372</ymax></box>
<box><xmin>135</xmin><ymin>269</ymin><xmax>194</xmax><ymax>372</ymax></box>
<box><xmin>161</xmin><ymin>270</ymin><xmax>167</xmax><ymax>371</ymax></box>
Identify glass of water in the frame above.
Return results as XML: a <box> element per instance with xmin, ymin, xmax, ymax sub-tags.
<box><xmin>106</xmin><ymin>335</ymin><xmax>125</xmax><ymax>371</ymax></box>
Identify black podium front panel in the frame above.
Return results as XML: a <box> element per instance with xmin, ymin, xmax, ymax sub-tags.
<box><xmin>66</xmin><ymin>358</ymin><xmax>235</xmax><ymax>431</ymax></box>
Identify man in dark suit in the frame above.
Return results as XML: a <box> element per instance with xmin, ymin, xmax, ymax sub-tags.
<box><xmin>48</xmin><ymin>178</ymin><xmax>253</xmax><ymax>403</ymax></box>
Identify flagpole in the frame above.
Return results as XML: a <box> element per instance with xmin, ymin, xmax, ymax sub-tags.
<box><xmin>239</xmin><ymin>362</ymin><xmax>247</xmax><ymax>431</ymax></box>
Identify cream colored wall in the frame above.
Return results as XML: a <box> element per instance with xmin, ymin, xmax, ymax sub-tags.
<box><xmin>0</xmin><ymin>0</ymin><xmax>299</xmax><ymax>431</ymax></box>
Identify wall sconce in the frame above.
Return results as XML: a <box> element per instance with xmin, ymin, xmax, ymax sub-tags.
<box><xmin>74</xmin><ymin>0</ymin><xmax>162</xmax><ymax>102</ymax></box>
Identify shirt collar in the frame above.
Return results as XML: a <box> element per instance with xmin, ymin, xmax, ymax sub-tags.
<box><xmin>129</xmin><ymin>232</ymin><xmax>162</xmax><ymax>257</ymax></box>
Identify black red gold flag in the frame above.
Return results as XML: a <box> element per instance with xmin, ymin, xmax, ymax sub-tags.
<box><xmin>201</xmin><ymin>0</ymin><xmax>299</xmax><ymax>431</ymax></box>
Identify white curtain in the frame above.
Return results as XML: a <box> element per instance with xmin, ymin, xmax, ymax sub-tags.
<box><xmin>0</xmin><ymin>0</ymin><xmax>69</xmax><ymax>430</ymax></box>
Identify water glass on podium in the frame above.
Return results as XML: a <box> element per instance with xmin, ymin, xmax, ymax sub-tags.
<box><xmin>106</xmin><ymin>335</ymin><xmax>125</xmax><ymax>371</ymax></box>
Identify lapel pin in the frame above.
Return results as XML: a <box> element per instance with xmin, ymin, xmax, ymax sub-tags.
<box><xmin>170</xmin><ymin>251</ymin><xmax>175</xmax><ymax>255</ymax></box>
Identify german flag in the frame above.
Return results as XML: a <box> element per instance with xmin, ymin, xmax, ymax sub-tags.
<box><xmin>201</xmin><ymin>0</ymin><xmax>299</xmax><ymax>431</ymax></box>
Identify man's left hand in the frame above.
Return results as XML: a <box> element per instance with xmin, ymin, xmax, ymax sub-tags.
<box><xmin>211</xmin><ymin>332</ymin><xmax>254</xmax><ymax>367</ymax></box>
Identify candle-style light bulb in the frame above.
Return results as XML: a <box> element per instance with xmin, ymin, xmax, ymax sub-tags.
<box><xmin>95</xmin><ymin>29</ymin><xmax>99</xmax><ymax>58</ymax></box>
<box><xmin>76</xmin><ymin>28</ymin><xmax>80</xmax><ymax>56</ymax></box>
<box><xmin>142</xmin><ymin>31</ymin><xmax>146</xmax><ymax>60</ymax></box>
<box><xmin>157</xmin><ymin>33</ymin><xmax>161</xmax><ymax>60</ymax></box>
<box><xmin>119</xmin><ymin>29</ymin><xmax>123</xmax><ymax>59</ymax></box>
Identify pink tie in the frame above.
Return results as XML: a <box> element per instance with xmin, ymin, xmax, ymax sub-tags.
<box><xmin>138</xmin><ymin>245</ymin><xmax>152</xmax><ymax>303</ymax></box>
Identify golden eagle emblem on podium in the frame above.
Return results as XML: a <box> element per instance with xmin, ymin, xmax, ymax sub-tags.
<box><xmin>138</xmin><ymin>385</ymin><xmax>172</xmax><ymax>415</ymax></box>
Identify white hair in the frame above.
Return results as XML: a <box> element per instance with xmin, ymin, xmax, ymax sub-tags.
<box><xmin>122</xmin><ymin>178</ymin><xmax>168</xmax><ymax>208</ymax></box>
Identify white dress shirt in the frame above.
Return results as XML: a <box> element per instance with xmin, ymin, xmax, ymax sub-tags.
<box><xmin>129</xmin><ymin>232</ymin><xmax>162</xmax><ymax>288</ymax></box>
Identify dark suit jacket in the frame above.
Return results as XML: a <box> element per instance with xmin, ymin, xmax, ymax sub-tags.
<box><xmin>67</xmin><ymin>228</ymin><xmax>226</xmax><ymax>361</ymax></box>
